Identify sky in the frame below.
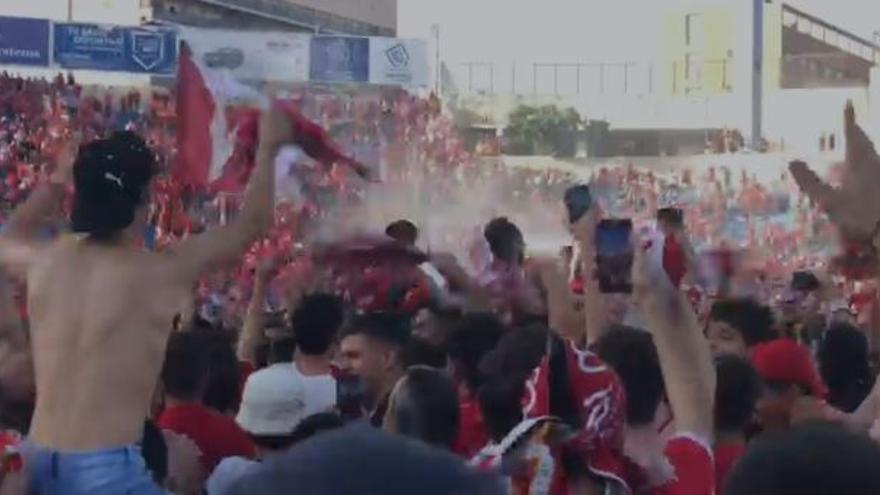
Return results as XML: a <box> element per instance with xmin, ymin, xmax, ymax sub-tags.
<box><xmin>399</xmin><ymin>0</ymin><xmax>880</xmax><ymax>83</ymax></box>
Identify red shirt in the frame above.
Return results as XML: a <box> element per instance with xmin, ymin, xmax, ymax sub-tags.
<box><xmin>649</xmin><ymin>435</ymin><xmax>715</xmax><ymax>495</ymax></box>
<box><xmin>452</xmin><ymin>387</ymin><xmax>488</xmax><ymax>458</ymax></box>
<box><xmin>713</xmin><ymin>441</ymin><xmax>746</xmax><ymax>495</ymax></box>
<box><xmin>157</xmin><ymin>403</ymin><xmax>255</xmax><ymax>473</ymax></box>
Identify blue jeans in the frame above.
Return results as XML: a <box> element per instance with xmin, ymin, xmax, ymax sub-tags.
<box><xmin>26</xmin><ymin>444</ymin><xmax>166</xmax><ymax>495</ymax></box>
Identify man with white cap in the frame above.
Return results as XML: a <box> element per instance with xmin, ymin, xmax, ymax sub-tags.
<box><xmin>205</xmin><ymin>365</ymin><xmax>342</xmax><ymax>495</ymax></box>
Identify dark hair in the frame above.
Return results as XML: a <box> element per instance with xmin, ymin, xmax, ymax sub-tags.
<box><xmin>250</xmin><ymin>412</ymin><xmax>344</xmax><ymax>451</ymax></box>
<box><xmin>710</xmin><ymin>298</ymin><xmax>776</xmax><ymax>347</ymax></box>
<box><xmin>268</xmin><ymin>336</ymin><xmax>297</xmax><ymax>364</ymax></box>
<box><xmin>392</xmin><ymin>366</ymin><xmax>460</xmax><ymax>449</ymax></box>
<box><xmin>161</xmin><ymin>332</ymin><xmax>209</xmax><ymax>401</ymax></box>
<box><xmin>343</xmin><ymin>312</ymin><xmax>411</xmax><ymax>350</ymax></box>
<box><xmin>483</xmin><ymin>217</ymin><xmax>524</xmax><ymax>262</ymax></box>
<box><xmin>446</xmin><ymin>313</ymin><xmax>505</xmax><ymax>391</ymax></box>
<box><xmin>715</xmin><ymin>355</ymin><xmax>761</xmax><ymax>435</ymax></box>
<box><xmin>594</xmin><ymin>325</ymin><xmax>664</xmax><ymax>427</ymax></box>
<box><xmin>402</xmin><ymin>337</ymin><xmax>448</xmax><ymax>369</ymax></box>
<box><xmin>478</xmin><ymin>324</ymin><xmax>548</xmax><ymax>441</ymax></box>
<box><xmin>818</xmin><ymin>324</ymin><xmax>875</xmax><ymax>413</ymax></box>
<box><xmin>791</xmin><ymin>271</ymin><xmax>821</xmax><ymax>292</ymax></box>
<box><xmin>727</xmin><ymin>422</ymin><xmax>880</xmax><ymax>495</ymax></box>
<box><xmin>291</xmin><ymin>294</ymin><xmax>345</xmax><ymax>356</ymax></box>
<box><xmin>141</xmin><ymin>420</ymin><xmax>167</xmax><ymax>484</ymax></box>
<box><xmin>191</xmin><ymin>328</ymin><xmax>242</xmax><ymax>414</ymax></box>
<box><xmin>71</xmin><ymin>131</ymin><xmax>157</xmax><ymax>240</ymax></box>
<box><xmin>385</xmin><ymin>220</ymin><xmax>419</xmax><ymax>246</ymax></box>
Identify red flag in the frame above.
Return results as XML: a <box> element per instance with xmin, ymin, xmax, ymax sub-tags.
<box><xmin>174</xmin><ymin>42</ymin><xmax>371</xmax><ymax>193</ymax></box>
<box><xmin>173</xmin><ymin>42</ymin><xmax>214</xmax><ymax>188</ymax></box>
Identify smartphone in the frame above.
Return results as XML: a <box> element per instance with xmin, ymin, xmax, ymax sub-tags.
<box><xmin>657</xmin><ymin>207</ymin><xmax>684</xmax><ymax>229</ymax></box>
<box><xmin>595</xmin><ymin>219</ymin><xmax>634</xmax><ymax>293</ymax></box>
<box><xmin>564</xmin><ymin>185</ymin><xmax>593</xmax><ymax>224</ymax></box>
<box><xmin>336</xmin><ymin>372</ymin><xmax>366</xmax><ymax>422</ymax></box>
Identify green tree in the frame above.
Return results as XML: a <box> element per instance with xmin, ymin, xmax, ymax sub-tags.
<box><xmin>505</xmin><ymin>105</ymin><xmax>582</xmax><ymax>157</ymax></box>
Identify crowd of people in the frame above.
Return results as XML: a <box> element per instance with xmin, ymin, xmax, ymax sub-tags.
<box><xmin>0</xmin><ymin>67</ymin><xmax>880</xmax><ymax>495</ymax></box>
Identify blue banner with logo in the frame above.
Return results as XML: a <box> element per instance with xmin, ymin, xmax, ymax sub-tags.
<box><xmin>0</xmin><ymin>16</ymin><xmax>50</xmax><ymax>67</ymax></box>
<box><xmin>54</xmin><ymin>23</ymin><xmax>176</xmax><ymax>74</ymax></box>
<box><xmin>309</xmin><ymin>36</ymin><xmax>369</xmax><ymax>83</ymax></box>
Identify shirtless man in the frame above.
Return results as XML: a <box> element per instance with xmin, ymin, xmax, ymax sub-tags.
<box><xmin>0</xmin><ymin>109</ymin><xmax>290</xmax><ymax>494</ymax></box>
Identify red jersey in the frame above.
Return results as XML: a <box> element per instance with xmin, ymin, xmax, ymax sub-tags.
<box><xmin>158</xmin><ymin>403</ymin><xmax>256</xmax><ymax>473</ymax></box>
<box><xmin>713</xmin><ymin>441</ymin><xmax>746</xmax><ymax>495</ymax></box>
<box><xmin>452</xmin><ymin>386</ymin><xmax>489</xmax><ymax>459</ymax></box>
<box><xmin>649</xmin><ymin>434</ymin><xmax>715</xmax><ymax>495</ymax></box>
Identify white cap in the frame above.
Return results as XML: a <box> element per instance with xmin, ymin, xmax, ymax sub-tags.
<box><xmin>236</xmin><ymin>365</ymin><xmax>308</xmax><ymax>436</ymax></box>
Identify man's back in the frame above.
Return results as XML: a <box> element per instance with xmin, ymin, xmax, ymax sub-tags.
<box><xmin>27</xmin><ymin>238</ymin><xmax>189</xmax><ymax>451</ymax></box>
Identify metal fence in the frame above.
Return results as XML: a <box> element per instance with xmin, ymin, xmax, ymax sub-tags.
<box><xmin>450</xmin><ymin>54</ymin><xmax>872</xmax><ymax>96</ymax></box>
<box><xmin>452</xmin><ymin>59</ymin><xmax>734</xmax><ymax>97</ymax></box>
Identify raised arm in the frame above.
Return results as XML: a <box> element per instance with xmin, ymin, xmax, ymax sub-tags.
<box><xmin>634</xmin><ymin>242</ymin><xmax>716</xmax><ymax>440</ymax></box>
<box><xmin>533</xmin><ymin>258</ymin><xmax>585</xmax><ymax>341</ymax></box>
<box><xmin>169</xmin><ymin>109</ymin><xmax>289</xmax><ymax>282</ymax></box>
<box><xmin>572</xmin><ymin>209</ymin><xmax>609</xmax><ymax>345</ymax></box>
<box><xmin>0</xmin><ymin>272</ymin><xmax>32</xmax><ymax>406</ymax></box>
<box><xmin>237</xmin><ymin>260</ymin><xmax>274</xmax><ymax>364</ymax></box>
<box><xmin>0</xmin><ymin>137</ymin><xmax>77</xmax><ymax>277</ymax></box>
<box><xmin>2</xmin><ymin>135</ymin><xmax>76</xmax><ymax>242</ymax></box>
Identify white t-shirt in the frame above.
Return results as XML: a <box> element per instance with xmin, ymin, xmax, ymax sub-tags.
<box><xmin>292</xmin><ymin>362</ymin><xmax>337</xmax><ymax>417</ymax></box>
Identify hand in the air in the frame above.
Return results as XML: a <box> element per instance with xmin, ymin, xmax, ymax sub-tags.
<box><xmin>49</xmin><ymin>131</ymin><xmax>81</xmax><ymax>186</ymax></box>
<box><xmin>256</xmin><ymin>254</ymin><xmax>281</xmax><ymax>278</ymax></box>
<box><xmin>569</xmin><ymin>206</ymin><xmax>600</xmax><ymax>250</ymax></box>
<box><xmin>789</xmin><ymin>102</ymin><xmax>880</xmax><ymax>241</ymax></box>
<box><xmin>258</xmin><ymin>107</ymin><xmax>293</xmax><ymax>154</ymax></box>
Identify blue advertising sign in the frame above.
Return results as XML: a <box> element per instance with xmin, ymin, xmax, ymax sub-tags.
<box><xmin>309</xmin><ymin>36</ymin><xmax>369</xmax><ymax>83</ymax></box>
<box><xmin>53</xmin><ymin>23</ymin><xmax>176</xmax><ymax>74</ymax></box>
<box><xmin>0</xmin><ymin>16</ymin><xmax>50</xmax><ymax>67</ymax></box>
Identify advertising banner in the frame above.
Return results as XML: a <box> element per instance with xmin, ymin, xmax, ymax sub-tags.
<box><xmin>368</xmin><ymin>38</ymin><xmax>428</xmax><ymax>87</ymax></box>
<box><xmin>309</xmin><ymin>36</ymin><xmax>369</xmax><ymax>83</ymax></box>
<box><xmin>0</xmin><ymin>16</ymin><xmax>50</xmax><ymax>67</ymax></box>
<box><xmin>180</xmin><ymin>27</ymin><xmax>310</xmax><ymax>83</ymax></box>
<box><xmin>53</xmin><ymin>23</ymin><xmax>176</xmax><ymax>74</ymax></box>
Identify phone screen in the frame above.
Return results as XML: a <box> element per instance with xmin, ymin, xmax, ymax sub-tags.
<box><xmin>335</xmin><ymin>373</ymin><xmax>366</xmax><ymax>422</ymax></box>
<box><xmin>595</xmin><ymin>219</ymin><xmax>634</xmax><ymax>293</ymax></box>
<box><xmin>565</xmin><ymin>185</ymin><xmax>593</xmax><ymax>224</ymax></box>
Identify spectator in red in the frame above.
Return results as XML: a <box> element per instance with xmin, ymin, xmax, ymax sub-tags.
<box><xmin>446</xmin><ymin>313</ymin><xmax>505</xmax><ymax>457</ymax></box>
<box><xmin>158</xmin><ymin>332</ymin><xmax>256</xmax><ymax>475</ymax></box>
<box><xmin>750</xmin><ymin>338</ymin><xmax>828</xmax><ymax>435</ymax></box>
<box><xmin>471</xmin><ymin>324</ymin><xmax>632</xmax><ymax>494</ymax></box>
<box><xmin>595</xmin><ymin>240</ymin><xmax>717</xmax><ymax>495</ymax></box>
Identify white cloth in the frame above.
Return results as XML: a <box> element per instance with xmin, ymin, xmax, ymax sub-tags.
<box><xmin>236</xmin><ymin>364</ymin><xmax>308</xmax><ymax>435</ymax></box>
<box><xmin>292</xmin><ymin>363</ymin><xmax>337</xmax><ymax>417</ymax></box>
